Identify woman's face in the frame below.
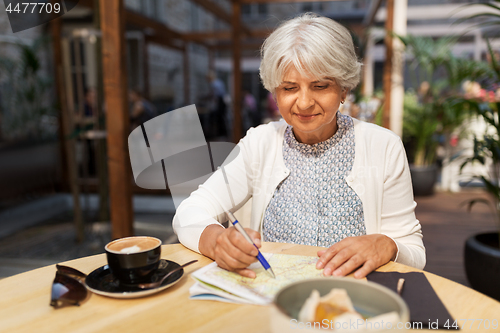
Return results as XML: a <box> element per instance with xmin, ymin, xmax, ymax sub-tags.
<box><xmin>274</xmin><ymin>66</ymin><xmax>347</xmax><ymax>145</ymax></box>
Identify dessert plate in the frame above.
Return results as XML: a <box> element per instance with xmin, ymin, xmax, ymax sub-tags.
<box><xmin>85</xmin><ymin>259</ymin><xmax>183</xmax><ymax>299</ymax></box>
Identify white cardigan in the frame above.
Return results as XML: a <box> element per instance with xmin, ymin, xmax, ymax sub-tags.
<box><xmin>173</xmin><ymin>119</ymin><xmax>426</xmax><ymax>270</ymax></box>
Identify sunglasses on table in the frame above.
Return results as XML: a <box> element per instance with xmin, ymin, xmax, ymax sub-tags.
<box><xmin>50</xmin><ymin>264</ymin><xmax>89</xmax><ymax>309</ymax></box>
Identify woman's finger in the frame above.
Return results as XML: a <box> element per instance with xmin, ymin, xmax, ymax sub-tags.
<box><xmin>321</xmin><ymin>247</ymin><xmax>354</xmax><ymax>276</ymax></box>
<box><xmin>235</xmin><ymin>268</ymin><xmax>256</xmax><ymax>279</ymax></box>
<box><xmin>353</xmin><ymin>260</ymin><xmax>377</xmax><ymax>279</ymax></box>
<box><xmin>244</xmin><ymin>228</ymin><xmax>262</xmax><ymax>248</ymax></box>
<box><xmin>216</xmin><ymin>235</ymin><xmax>258</xmax><ymax>267</ymax></box>
<box><xmin>317</xmin><ymin>249</ymin><xmax>327</xmax><ymax>257</ymax></box>
<box><xmin>227</xmin><ymin>228</ymin><xmax>259</xmax><ymax>256</ymax></box>
<box><xmin>316</xmin><ymin>243</ymin><xmax>343</xmax><ymax>269</ymax></box>
<box><xmin>330</xmin><ymin>254</ymin><xmax>364</xmax><ymax>277</ymax></box>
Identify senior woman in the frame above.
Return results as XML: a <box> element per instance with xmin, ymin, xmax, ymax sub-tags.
<box><xmin>173</xmin><ymin>13</ymin><xmax>425</xmax><ymax>279</ymax></box>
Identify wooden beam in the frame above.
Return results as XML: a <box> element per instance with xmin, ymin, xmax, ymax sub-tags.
<box><xmin>238</xmin><ymin>0</ymin><xmax>346</xmax><ymax>3</ymax></box>
<box><xmin>390</xmin><ymin>0</ymin><xmax>407</xmax><ymax>137</ymax></box>
<box><xmin>52</xmin><ymin>16</ymin><xmax>85</xmax><ymax>242</ymax></box>
<box><xmin>212</xmin><ymin>41</ymin><xmax>264</xmax><ymax>50</ymax></box>
<box><xmin>184</xmin><ymin>28</ymin><xmax>272</xmax><ymax>42</ymax></box>
<box><xmin>232</xmin><ymin>1</ymin><xmax>242</xmax><ymax>142</ymax></box>
<box><xmin>99</xmin><ymin>0</ymin><xmax>134</xmax><ymax>239</ymax></box>
<box><xmin>125</xmin><ymin>10</ymin><xmax>183</xmax><ymax>40</ymax></box>
<box><xmin>190</xmin><ymin>0</ymin><xmax>252</xmax><ymax>36</ymax></box>
<box><xmin>143</xmin><ymin>38</ymin><xmax>150</xmax><ymax>100</ymax></box>
<box><xmin>383</xmin><ymin>0</ymin><xmax>394</xmax><ymax>130</ymax></box>
<box><xmin>50</xmin><ymin>15</ymin><xmax>68</xmax><ymax>193</ymax></box>
<box><xmin>184</xmin><ymin>30</ymin><xmax>232</xmax><ymax>42</ymax></box>
<box><xmin>93</xmin><ymin>0</ymin><xmax>110</xmax><ymax>223</ymax></box>
<box><xmin>363</xmin><ymin>0</ymin><xmax>383</xmax><ymax>26</ymax></box>
<box><xmin>184</xmin><ymin>45</ymin><xmax>190</xmax><ymax>105</ymax></box>
<box><xmin>79</xmin><ymin>0</ymin><xmax>185</xmax><ymax>44</ymax></box>
<box><xmin>145</xmin><ymin>34</ymin><xmax>185</xmax><ymax>51</ymax></box>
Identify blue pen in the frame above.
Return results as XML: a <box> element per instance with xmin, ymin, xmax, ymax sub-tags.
<box><xmin>219</xmin><ymin>166</ymin><xmax>276</xmax><ymax>279</ymax></box>
<box><xmin>226</xmin><ymin>211</ymin><xmax>276</xmax><ymax>278</ymax></box>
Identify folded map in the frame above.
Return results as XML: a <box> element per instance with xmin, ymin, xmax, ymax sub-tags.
<box><xmin>189</xmin><ymin>253</ymin><xmax>326</xmax><ymax>305</ymax></box>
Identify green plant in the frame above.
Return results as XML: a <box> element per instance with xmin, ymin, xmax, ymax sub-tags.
<box><xmin>458</xmin><ymin>47</ymin><xmax>500</xmax><ymax>246</ymax></box>
<box><xmin>403</xmin><ymin>91</ymin><xmax>440</xmax><ymax>166</ymax></box>
<box><xmin>454</xmin><ymin>0</ymin><xmax>500</xmax><ymax>247</ymax></box>
<box><xmin>398</xmin><ymin>34</ymin><xmax>493</xmax><ymax>166</ymax></box>
<box><xmin>455</xmin><ymin>0</ymin><xmax>500</xmax><ymax>36</ymax></box>
<box><xmin>0</xmin><ymin>37</ymin><xmax>56</xmax><ymax>141</ymax></box>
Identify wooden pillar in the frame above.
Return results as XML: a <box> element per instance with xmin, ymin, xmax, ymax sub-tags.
<box><xmin>183</xmin><ymin>45</ymin><xmax>190</xmax><ymax>105</ymax></box>
<box><xmin>52</xmin><ymin>17</ymin><xmax>85</xmax><ymax>242</ymax></box>
<box><xmin>143</xmin><ymin>39</ymin><xmax>150</xmax><ymax>100</ymax></box>
<box><xmin>363</xmin><ymin>31</ymin><xmax>375</xmax><ymax>97</ymax></box>
<box><xmin>51</xmin><ymin>17</ymin><xmax>68</xmax><ymax>192</ymax></box>
<box><xmin>99</xmin><ymin>0</ymin><xmax>134</xmax><ymax>239</ymax></box>
<box><xmin>208</xmin><ymin>47</ymin><xmax>215</xmax><ymax>73</ymax></box>
<box><xmin>390</xmin><ymin>0</ymin><xmax>407</xmax><ymax>137</ymax></box>
<box><xmin>93</xmin><ymin>0</ymin><xmax>110</xmax><ymax>222</ymax></box>
<box><xmin>232</xmin><ymin>1</ymin><xmax>242</xmax><ymax>142</ymax></box>
<box><xmin>382</xmin><ymin>0</ymin><xmax>394</xmax><ymax>130</ymax></box>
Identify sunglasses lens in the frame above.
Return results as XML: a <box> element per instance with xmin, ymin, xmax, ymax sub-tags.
<box><xmin>50</xmin><ymin>273</ymin><xmax>87</xmax><ymax>308</ymax></box>
<box><xmin>56</xmin><ymin>264</ymin><xmax>87</xmax><ymax>278</ymax></box>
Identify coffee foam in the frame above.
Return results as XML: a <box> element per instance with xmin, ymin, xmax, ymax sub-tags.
<box><xmin>119</xmin><ymin>245</ymin><xmax>142</xmax><ymax>254</ymax></box>
<box><xmin>106</xmin><ymin>237</ymin><xmax>160</xmax><ymax>254</ymax></box>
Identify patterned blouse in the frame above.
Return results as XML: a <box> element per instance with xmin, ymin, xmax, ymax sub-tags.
<box><xmin>262</xmin><ymin>111</ymin><xmax>366</xmax><ymax>247</ymax></box>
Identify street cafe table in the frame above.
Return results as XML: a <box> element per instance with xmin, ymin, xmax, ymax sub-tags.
<box><xmin>0</xmin><ymin>243</ymin><xmax>499</xmax><ymax>333</ymax></box>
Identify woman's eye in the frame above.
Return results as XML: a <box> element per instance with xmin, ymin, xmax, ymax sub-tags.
<box><xmin>315</xmin><ymin>85</ymin><xmax>328</xmax><ymax>89</ymax></box>
<box><xmin>284</xmin><ymin>87</ymin><xmax>296</xmax><ymax>91</ymax></box>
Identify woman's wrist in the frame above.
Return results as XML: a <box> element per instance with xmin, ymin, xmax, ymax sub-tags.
<box><xmin>198</xmin><ymin>224</ymin><xmax>225</xmax><ymax>259</ymax></box>
<box><xmin>384</xmin><ymin>235</ymin><xmax>399</xmax><ymax>261</ymax></box>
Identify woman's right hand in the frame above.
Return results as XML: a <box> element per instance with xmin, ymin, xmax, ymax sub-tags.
<box><xmin>198</xmin><ymin>224</ymin><xmax>261</xmax><ymax>278</ymax></box>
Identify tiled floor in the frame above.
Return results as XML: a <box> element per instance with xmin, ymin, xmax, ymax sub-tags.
<box><xmin>415</xmin><ymin>190</ymin><xmax>498</xmax><ymax>287</ymax></box>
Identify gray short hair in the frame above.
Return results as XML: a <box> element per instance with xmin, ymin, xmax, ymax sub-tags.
<box><xmin>260</xmin><ymin>13</ymin><xmax>362</xmax><ymax>93</ymax></box>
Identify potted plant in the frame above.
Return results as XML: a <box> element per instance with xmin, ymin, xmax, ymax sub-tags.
<box><xmin>451</xmin><ymin>0</ymin><xmax>500</xmax><ymax>301</ymax></box>
<box><xmin>457</xmin><ymin>45</ymin><xmax>500</xmax><ymax>301</ymax></box>
<box><xmin>402</xmin><ymin>90</ymin><xmax>440</xmax><ymax>196</ymax></box>
<box><xmin>398</xmin><ymin>35</ymin><xmax>486</xmax><ymax>196</ymax></box>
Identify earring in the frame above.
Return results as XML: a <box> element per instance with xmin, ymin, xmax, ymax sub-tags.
<box><xmin>341</xmin><ymin>100</ymin><xmax>345</xmax><ymax>104</ymax></box>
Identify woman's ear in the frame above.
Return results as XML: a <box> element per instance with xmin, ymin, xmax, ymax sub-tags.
<box><xmin>342</xmin><ymin>88</ymin><xmax>349</xmax><ymax>101</ymax></box>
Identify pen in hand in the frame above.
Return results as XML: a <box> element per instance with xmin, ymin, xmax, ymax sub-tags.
<box><xmin>226</xmin><ymin>211</ymin><xmax>276</xmax><ymax>279</ymax></box>
<box><xmin>219</xmin><ymin>166</ymin><xmax>276</xmax><ymax>279</ymax></box>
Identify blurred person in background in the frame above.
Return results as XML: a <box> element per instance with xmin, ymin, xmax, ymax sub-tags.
<box><xmin>84</xmin><ymin>87</ymin><xmax>97</xmax><ymax>118</ymax></box>
<box><xmin>242</xmin><ymin>90</ymin><xmax>259</xmax><ymax>131</ymax></box>
<box><xmin>266</xmin><ymin>91</ymin><xmax>280</xmax><ymax>121</ymax></box>
<box><xmin>207</xmin><ymin>71</ymin><xmax>228</xmax><ymax>138</ymax></box>
<box><xmin>129</xmin><ymin>89</ymin><xmax>157</xmax><ymax>131</ymax></box>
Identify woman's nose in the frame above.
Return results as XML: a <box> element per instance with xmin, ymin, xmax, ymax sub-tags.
<box><xmin>296</xmin><ymin>90</ymin><xmax>315</xmax><ymax>110</ymax></box>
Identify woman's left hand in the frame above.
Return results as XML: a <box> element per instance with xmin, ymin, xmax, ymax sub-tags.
<box><xmin>316</xmin><ymin>234</ymin><xmax>398</xmax><ymax>279</ymax></box>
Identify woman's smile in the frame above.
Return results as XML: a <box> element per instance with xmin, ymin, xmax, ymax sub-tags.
<box><xmin>295</xmin><ymin>113</ymin><xmax>320</xmax><ymax>121</ymax></box>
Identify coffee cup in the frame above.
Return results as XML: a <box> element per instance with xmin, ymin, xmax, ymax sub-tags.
<box><xmin>105</xmin><ymin>236</ymin><xmax>162</xmax><ymax>284</ymax></box>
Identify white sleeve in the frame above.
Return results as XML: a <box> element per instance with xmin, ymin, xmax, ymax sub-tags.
<box><xmin>380</xmin><ymin>138</ymin><xmax>426</xmax><ymax>270</ymax></box>
<box><xmin>172</xmin><ymin>134</ymin><xmax>254</xmax><ymax>253</ymax></box>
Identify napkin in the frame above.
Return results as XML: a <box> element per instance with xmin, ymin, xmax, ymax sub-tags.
<box><xmin>366</xmin><ymin>271</ymin><xmax>458</xmax><ymax>330</ymax></box>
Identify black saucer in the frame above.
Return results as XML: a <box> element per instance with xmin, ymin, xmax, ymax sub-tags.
<box><xmin>85</xmin><ymin>259</ymin><xmax>183</xmax><ymax>299</ymax></box>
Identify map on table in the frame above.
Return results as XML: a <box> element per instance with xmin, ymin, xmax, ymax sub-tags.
<box><xmin>189</xmin><ymin>253</ymin><xmax>325</xmax><ymax>305</ymax></box>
